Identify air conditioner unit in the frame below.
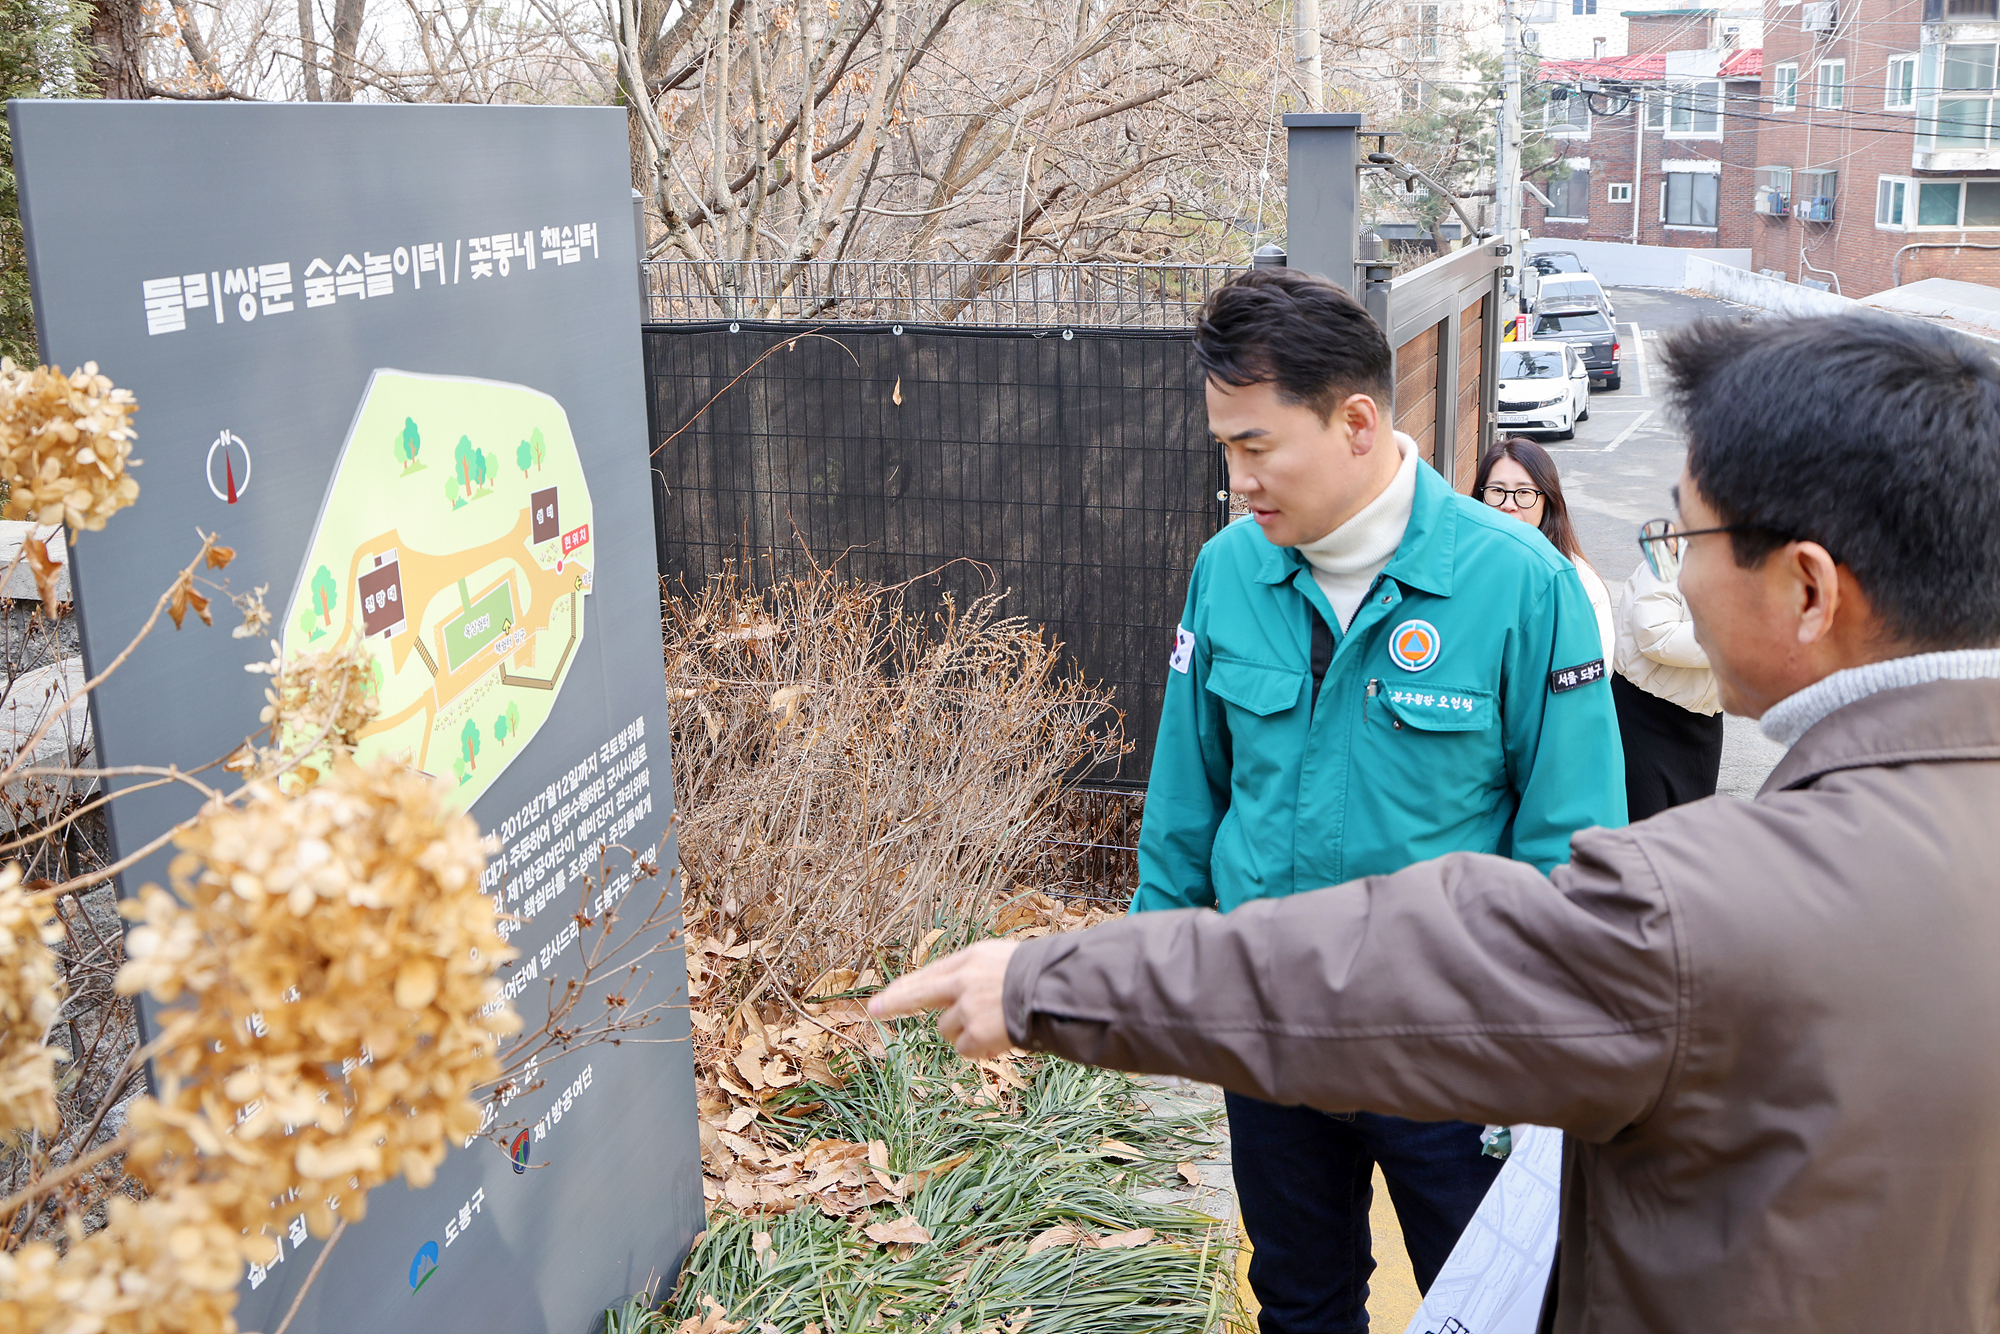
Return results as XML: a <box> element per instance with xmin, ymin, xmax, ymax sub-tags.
<box><xmin>1801</xmin><ymin>2</ymin><xmax>1836</xmax><ymax>32</ymax></box>
<box><xmin>1523</xmin><ymin>25</ymin><xmax>1541</xmax><ymax>47</ymax></box>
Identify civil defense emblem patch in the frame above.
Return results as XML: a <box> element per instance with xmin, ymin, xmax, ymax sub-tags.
<box><xmin>1388</xmin><ymin>619</ymin><xmax>1442</xmax><ymax>672</ymax></box>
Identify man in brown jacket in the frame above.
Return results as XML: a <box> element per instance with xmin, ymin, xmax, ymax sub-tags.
<box><xmin>872</xmin><ymin>313</ymin><xmax>2000</xmax><ymax>1332</ymax></box>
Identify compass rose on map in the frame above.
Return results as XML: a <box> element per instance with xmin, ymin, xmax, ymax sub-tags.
<box><xmin>206</xmin><ymin>429</ymin><xmax>251</xmax><ymax>503</ymax></box>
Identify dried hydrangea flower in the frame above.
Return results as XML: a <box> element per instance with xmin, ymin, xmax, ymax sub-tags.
<box><xmin>0</xmin><ymin>359</ymin><xmax>141</xmax><ymax>532</ymax></box>
<box><xmin>0</xmin><ymin>865</ymin><xmax>62</xmax><ymax>1138</ymax></box>
<box><xmin>116</xmin><ymin>754</ymin><xmax>519</xmax><ymax>1266</ymax></box>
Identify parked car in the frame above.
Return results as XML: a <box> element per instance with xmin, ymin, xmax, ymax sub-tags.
<box><xmin>1530</xmin><ymin>301</ymin><xmax>1622</xmax><ymax>390</ymax></box>
<box><xmin>1526</xmin><ymin>250</ymin><xmax>1586</xmax><ymax>277</ymax></box>
<box><xmin>1496</xmin><ymin>340</ymin><xmax>1591</xmax><ymax>439</ymax></box>
<box><xmin>1531</xmin><ymin>272</ymin><xmax>1617</xmax><ymax>322</ymax></box>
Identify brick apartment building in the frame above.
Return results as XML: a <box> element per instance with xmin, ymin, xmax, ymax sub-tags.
<box><xmin>1525</xmin><ymin>12</ymin><xmax>1764</xmax><ymax>250</ymax></box>
<box><xmin>1752</xmin><ymin>0</ymin><xmax>2000</xmax><ymax>294</ymax></box>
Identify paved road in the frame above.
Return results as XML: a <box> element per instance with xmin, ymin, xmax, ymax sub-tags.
<box><xmin>1536</xmin><ymin>287</ymin><xmax>1788</xmax><ymax>799</ymax></box>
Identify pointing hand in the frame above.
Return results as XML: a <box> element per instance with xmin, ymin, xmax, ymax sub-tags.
<box><xmin>867</xmin><ymin>940</ymin><xmax>1020</xmax><ymax>1060</ymax></box>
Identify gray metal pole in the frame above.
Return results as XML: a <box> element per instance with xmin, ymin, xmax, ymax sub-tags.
<box><xmin>632</xmin><ymin>187</ymin><xmax>649</xmax><ymax>315</ymax></box>
<box><xmin>1283</xmin><ymin>112</ymin><xmax>1365</xmax><ymax>295</ymax></box>
<box><xmin>1498</xmin><ymin>0</ymin><xmax>1523</xmax><ymax>302</ymax></box>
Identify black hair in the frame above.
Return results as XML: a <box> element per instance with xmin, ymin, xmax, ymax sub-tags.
<box><xmin>1475</xmin><ymin>436</ymin><xmax>1585</xmax><ymax>563</ymax></box>
<box><xmin>1193</xmin><ymin>268</ymin><xmax>1394</xmax><ymax>422</ymax></box>
<box><xmin>1661</xmin><ymin>313</ymin><xmax>2000</xmax><ymax>650</ymax></box>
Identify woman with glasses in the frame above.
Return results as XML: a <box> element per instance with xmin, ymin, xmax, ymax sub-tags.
<box><xmin>1473</xmin><ymin>437</ymin><xmax>1615</xmax><ymax>659</ymax></box>
<box><xmin>1611</xmin><ymin>520</ymin><xmax>1724</xmax><ymax>819</ymax></box>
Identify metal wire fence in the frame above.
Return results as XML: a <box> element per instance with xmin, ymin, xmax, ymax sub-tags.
<box><xmin>644</xmin><ymin>319</ymin><xmax>1224</xmax><ymax>786</ymax></box>
<box><xmin>642</xmin><ymin>260</ymin><xmax>1236</xmax><ymax>327</ymax></box>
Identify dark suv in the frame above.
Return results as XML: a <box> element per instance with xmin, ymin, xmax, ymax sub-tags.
<box><xmin>1530</xmin><ymin>300</ymin><xmax>1621</xmax><ymax>390</ymax></box>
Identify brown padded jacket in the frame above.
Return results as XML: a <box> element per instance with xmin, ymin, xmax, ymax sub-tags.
<box><xmin>1004</xmin><ymin>678</ymin><xmax>2000</xmax><ymax>1333</ymax></box>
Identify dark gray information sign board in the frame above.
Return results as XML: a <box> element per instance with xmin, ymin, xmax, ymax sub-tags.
<box><xmin>9</xmin><ymin>102</ymin><xmax>700</xmax><ymax>1331</ymax></box>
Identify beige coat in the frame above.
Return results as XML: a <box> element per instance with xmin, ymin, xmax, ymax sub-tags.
<box><xmin>1613</xmin><ymin>561</ymin><xmax>1720</xmax><ymax>714</ymax></box>
<box><xmin>1005</xmin><ymin>678</ymin><xmax>2000</xmax><ymax>1333</ymax></box>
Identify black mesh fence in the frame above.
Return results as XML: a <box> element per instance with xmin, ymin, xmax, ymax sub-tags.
<box><xmin>644</xmin><ymin>321</ymin><xmax>1224</xmax><ymax>787</ymax></box>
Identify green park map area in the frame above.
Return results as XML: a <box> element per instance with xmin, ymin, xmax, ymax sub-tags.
<box><xmin>284</xmin><ymin>370</ymin><xmax>595</xmax><ymax>810</ymax></box>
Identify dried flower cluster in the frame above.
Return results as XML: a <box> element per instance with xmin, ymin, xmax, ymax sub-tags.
<box><xmin>0</xmin><ymin>360</ymin><xmax>140</xmax><ymax>532</ymax></box>
<box><xmin>0</xmin><ymin>1192</ymin><xmax>242</xmax><ymax>1334</ymax></box>
<box><xmin>0</xmin><ymin>867</ymin><xmax>62</xmax><ymax>1139</ymax></box>
<box><xmin>0</xmin><ymin>755</ymin><xmax>518</xmax><ymax>1334</ymax></box>
<box><xmin>237</xmin><ymin>639</ymin><xmax>381</xmax><ymax>782</ymax></box>
<box><xmin>116</xmin><ymin>756</ymin><xmax>520</xmax><ymax>1245</ymax></box>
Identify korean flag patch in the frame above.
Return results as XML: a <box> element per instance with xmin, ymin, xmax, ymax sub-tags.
<box><xmin>1169</xmin><ymin>624</ymin><xmax>1195</xmax><ymax>674</ymax></box>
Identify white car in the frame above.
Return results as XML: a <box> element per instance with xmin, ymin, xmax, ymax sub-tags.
<box><xmin>1530</xmin><ymin>272</ymin><xmax>1617</xmax><ymax>322</ymax></box>
<box><xmin>1496</xmin><ymin>340</ymin><xmax>1591</xmax><ymax>440</ymax></box>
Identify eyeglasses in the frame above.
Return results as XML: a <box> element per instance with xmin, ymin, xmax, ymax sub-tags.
<box><xmin>1480</xmin><ymin>486</ymin><xmax>1543</xmax><ymax>508</ymax></box>
<box><xmin>1636</xmin><ymin>518</ymin><xmax>1766</xmax><ymax>580</ymax></box>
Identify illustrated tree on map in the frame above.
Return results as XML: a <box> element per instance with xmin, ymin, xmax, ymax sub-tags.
<box><xmin>454</xmin><ymin>435</ymin><xmax>478</xmax><ymax>498</ymax></box>
<box><xmin>309</xmin><ymin>565</ymin><xmax>338</xmax><ymax>628</ymax></box>
<box><xmin>494</xmin><ymin>700</ymin><xmax>520</xmax><ymax>746</ymax></box>
<box><xmin>394</xmin><ymin>417</ymin><xmax>422</xmax><ymax>473</ymax></box>
<box><xmin>297</xmin><ymin>604</ymin><xmax>323</xmax><ymax>643</ymax></box>
<box><xmin>529</xmin><ymin>426</ymin><xmax>546</xmax><ymax>471</ymax></box>
<box><xmin>515</xmin><ymin>440</ymin><xmax>533</xmax><ymax>478</ymax></box>
<box><xmin>461</xmin><ymin>718</ymin><xmax>480</xmax><ymax>772</ymax></box>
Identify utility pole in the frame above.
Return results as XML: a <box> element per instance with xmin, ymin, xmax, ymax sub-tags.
<box><xmin>1497</xmin><ymin>0</ymin><xmax>1523</xmax><ymax>303</ymax></box>
<box><xmin>1295</xmin><ymin>0</ymin><xmax>1323</xmax><ymax>112</ymax></box>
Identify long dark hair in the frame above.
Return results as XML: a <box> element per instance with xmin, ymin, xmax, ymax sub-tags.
<box><xmin>1474</xmin><ymin>436</ymin><xmax>1585</xmax><ymax>562</ymax></box>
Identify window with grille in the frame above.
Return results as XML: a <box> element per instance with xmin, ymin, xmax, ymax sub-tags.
<box><xmin>1755</xmin><ymin>166</ymin><xmax>1793</xmax><ymax>216</ymax></box>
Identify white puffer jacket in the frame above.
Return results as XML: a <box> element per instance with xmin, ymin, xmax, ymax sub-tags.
<box><xmin>1614</xmin><ymin>560</ymin><xmax>1722</xmax><ymax>715</ymax></box>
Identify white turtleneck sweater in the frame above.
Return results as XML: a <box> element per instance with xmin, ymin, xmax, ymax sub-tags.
<box><xmin>1293</xmin><ymin>431</ymin><xmax>1420</xmax><ymax>631</ymax></box>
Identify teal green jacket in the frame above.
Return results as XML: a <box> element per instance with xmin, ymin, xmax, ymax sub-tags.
<box><xmin>1133</xmin><ymin>461</ymin><xmax>1627</xmax><ymax>915</ymax></box>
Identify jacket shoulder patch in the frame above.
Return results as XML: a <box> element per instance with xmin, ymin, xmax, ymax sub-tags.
<box><xmin>1170</xmin><ymin>624</ymin><xmax>1195</xmax><ymax>674</ymax></box>
<box><xmin>1549</xmin><ymin>659</ymin><xmax>1606</xmax><ymax>693</ymax></box>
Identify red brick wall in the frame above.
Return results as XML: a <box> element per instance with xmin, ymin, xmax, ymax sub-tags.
<box><xmin>1628</xmin><ymin>12</ymin><xmax>1716</xmax><ymax>55</ymax></box>
<box><xmin>1522</xmin><ymin>77</ymin><xmax>1760</xmax><ymax>251</ymax></box>
<box><xmin>1748</xmin><ymin>0</ymin><xmax>2000</xmax><ymax>296</ymax></box>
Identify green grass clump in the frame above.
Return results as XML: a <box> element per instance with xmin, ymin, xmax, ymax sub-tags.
<box><xmin>618</xmin><ymin>1025</ymin><xmax>1233</xmax><ymax>1333</ymax></box>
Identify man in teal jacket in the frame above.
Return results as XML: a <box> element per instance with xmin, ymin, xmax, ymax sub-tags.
<box><xmin>1138</xmin><ymin>270</ymin><xmax>1625</xmax><ymax>1331</ymax></box>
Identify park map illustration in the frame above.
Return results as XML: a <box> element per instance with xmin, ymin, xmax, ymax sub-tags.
<box><xmin>284</xmin><ymin>370</ymin><xmax>595</xmax><ymax>811</ymax></box>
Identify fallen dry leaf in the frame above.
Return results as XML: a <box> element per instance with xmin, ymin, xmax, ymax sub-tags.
<box><xmin>673</xmin><ymin>1295</ymin><xmax>745</xmax><ymax>1334</ymax></box>
<box><xmin>21</xmin><ymin>535</ymin><xmax>60</xmax><ymax>619</ymax></box>
<box><xmin>1025</xmin><ymin>1223</ymin><xmax>1091</xmax><ymax>1255</ymax></box>
<box><xmin>1095</xmin><ymin>1227</ymin><xmax>1155</xmax><ymax>1250</ymax></box>
<box><xmin>911</xmin><ymin>926</ymin><xmax>947</xmax><ymax>966</ymax></box>
<box><xmin>892</xmin><ymin>376</ymin><xmax>903</xmax><ymax>406</ymax></box>
<box><xmin>1096</xmin><ymin>1138</ymin><xmax>1145</xmax><ymax>1162</ymax></box>
<box><xmin>862</xmin><ymin>1215</ymin><xmax>933</xmax><ymax>1246</ymax></box>
<box><xmin>906</xmin><ymin>1149</ymin><xmax>972</xmax><ymax>1195</ymax></box>
<box><xmin>1002</xmin><ymin>1309</ymin><xmax>1033</xmax><ymax>1334</ymax></box>
<box><xmin>1177</xmin><ymin>1161</ymin><xmax>1202</xmax><ymax>1187</ymax></box>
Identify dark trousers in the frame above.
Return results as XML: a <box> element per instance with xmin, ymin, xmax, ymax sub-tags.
<box><xmin>1612</xmin><ymin>672</ymin><xmax>1725</xmax><ymax>821</ymax></box>
<box><xmin>1225</xmin><ymin>1091</ymin><xmax>1503</xmax><ymax>1334</ymax></box>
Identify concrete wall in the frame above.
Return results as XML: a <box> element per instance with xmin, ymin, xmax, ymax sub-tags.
<box><xmin>1525</xmin><ymin>237</ymin><xmax>1751</xmax><ymax>287</ymax></box>
<box><xmin>1685</xmin><ymin>255</ymin><xmax>1853</xmax><ymax>315</ymax></box>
